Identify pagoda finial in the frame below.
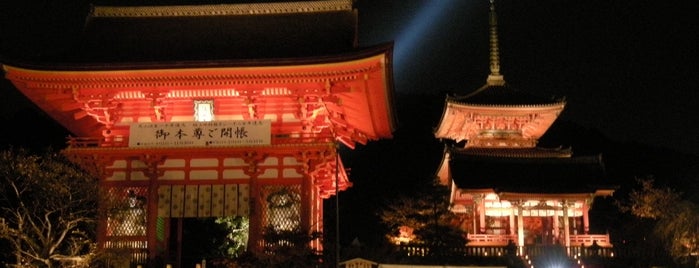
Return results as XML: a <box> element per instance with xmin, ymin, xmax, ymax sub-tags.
<box><xmin>486</xmin><ymin>0</ymin><xmax>505</xmax><ymax>86</ymax></box>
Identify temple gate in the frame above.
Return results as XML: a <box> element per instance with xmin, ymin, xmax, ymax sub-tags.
<box><xmin>2</xmin><ymin>0</ymin><xmax>396</xmax><ymax>264</ymax></box>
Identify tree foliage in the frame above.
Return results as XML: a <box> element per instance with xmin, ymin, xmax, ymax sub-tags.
<box><xmin>618</xmin><ymin>177</ymin><xmax>699</xmax><ymax>265</ymax></box>
<box><xmin>210</xmin><ymin>227</ymin><xmax>323</xmax><ymax>268</ymax></box>
<box><xmin>0</xmin><ymin>148</ymin><xmax>99</xmax><ymax>267</ymax></box>
<box><xmin>378</xmin><ymin>177</ymin><xmax>466</xmax><ymax>248</ymax></box>
<box><xmin>214</xmin><ymin>216</ymin><xmax>250</xmax><ymax>258</ymax></box>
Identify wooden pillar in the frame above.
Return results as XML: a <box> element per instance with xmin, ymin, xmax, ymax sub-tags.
<box><xmin>146</xmin><ymin>167</ymin><xmax>160</xmax><ymax>264</ymax></box>
<box><xmin>95</xmin><ymin>156</ymin><xmax>111</xmax><ymax>253</ymax></box>
<box><xmin>472</xmin><ymin>204</ymin><xmax>477</xmax><ymax>234</ymax></box>
<box><xmin>301</xmin><ymin>171</ymin><xmax>311</xmax><ymax>236</ymax></box>
<box><xmin>562</xmin><ymin>201</ymin><xmax>571</xmax><ymax>254</ymax></box>
<box><xmin>176</xmin><ymin>218</ymin><xmax>183</xmax><ymax>267</ymax></box>
<box><xmin>553</xmin><ymin>209</ymin><xmax>559</xmax><ymax>242</ymax></box>
<box><xmin>248</xmin><ymin>176</ymin><xmax>261</xmax><ymax>253</ymax></box>
<box><xmin>478</xmin><ymin>196</ymin><xmax>486</xmax><ymax>233</ymax></box>
<box><xmin>583</xmin><ymin>200</ymin><xmax>590</xmax><ymax>234</ymax></box>
<box><xmin>244</xmin><ymin>152</ymin><xmax>264</xmax><ymax>253</ymax></box>
<box><xmin>313</xmin><ymin>186</ymin><xmax>323</xmax><ymax>250</ymax></box>
<box><xmin>572</xmin><ymin>209</ymin><xmax>577</xmax><ymax>235</ymax></box>
<box><xmin>509</xmin><ymin>206</ymin><xmax>515</xmax><ymax>235</ymax></box>
<box><xmin>97</xmin><ymin>181</ymin><xmax>108</xmax><ymax>251</ymax></box>
<box><xmin>516</xmin><ymin>202</ymin><xmax>524</xmax><ymax>254</ymax></box>
<box><xmin>136</xmin><ymin>154</ymin><xmax>167</xmax><ymax>265</ymax></box>
<box><xmin>301</xmin><ymin>164</ymin><xmax>322</xmax><ymax>250</ymax></box>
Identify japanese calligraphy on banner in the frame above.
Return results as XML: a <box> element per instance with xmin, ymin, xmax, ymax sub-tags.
<box><xmin>128</xmin><ymin>120</ymin><xmax>271</xmax><ymax>148</ymax></box>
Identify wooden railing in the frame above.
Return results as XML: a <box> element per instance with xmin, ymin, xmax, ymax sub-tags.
<box><xmin>398</xmin><ymin>244</ymin><xmax>617</xmax><ymax>267</ymax></box>
<box><xmin>523</xmin><ymin>245</ymin><xmax>615</xmax><ymax>259</ymax></box>
<box><xmin>569</xmin><ymin>234</ymin><xmax>611</xmax><ymax>246</ymax></box>
<box><xmin>466</xmin><ymin>233</ymin><xmax>611</xmax><ymax>247</ymax></box>
<box><xmin>466</xmin><ymin>234</ymin><xmax>517</xmax><ymax>246</ymax></box>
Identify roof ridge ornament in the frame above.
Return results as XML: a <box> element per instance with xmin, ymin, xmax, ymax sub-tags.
<box><xmin>486</xmin><ymin>0</ymin><xmax>506</xmax><ymax>86</ymax></box>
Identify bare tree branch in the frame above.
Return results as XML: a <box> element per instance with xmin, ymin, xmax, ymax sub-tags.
<box><xmin>0</xmin><ymin>148</ymin><xmax>99</xmax><ymax>267</ymax></box>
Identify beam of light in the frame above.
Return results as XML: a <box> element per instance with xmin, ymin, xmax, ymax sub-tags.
<box><xmin>393</xmin><ymin>0</ymin><xmax>456</xmax><ymax>76</ymax></box>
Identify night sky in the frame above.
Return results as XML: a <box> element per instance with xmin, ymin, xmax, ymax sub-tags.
<box><xmin>1</xmin><ymin>0</ymin><xmax>698</xmax><ymax>250</ymax></box>
<box><xmin>354</xmin><ymin>0</ymin><xmax>699</xmax><ymax>156</ymax></box>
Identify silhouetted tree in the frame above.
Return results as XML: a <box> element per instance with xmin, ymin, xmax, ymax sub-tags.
<box><xmin>212</xmin><ymin>227</ymin><xmax>322</xmax><ymax>268</ymax></box>
<box><xmin>0</xmin><ymin>148</ymin><xmax>98</xmax><ymax>268</ymax></box>
<box><xmin>618</xmin><ymin>177</ymin><xmax>699</xmax><ymax>266</ymax></box>
<box><xmin>378</xmin><ymin>177</ymin><xmax>466</xmax><ymax>251</ymax></box>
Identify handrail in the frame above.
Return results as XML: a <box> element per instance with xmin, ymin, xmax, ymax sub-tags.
<box><xmin>398</xmin><ymin>244</ymin><xmax>616</xmax><ymax>259</ymax></box>
<box><xmin>466</xmin><ymin>233</ymin><xmax>611</xmax><ymax>247</ymax></box>
<box><xmin>569</xmin><ymin>234</ymin><xmax>611</xmax><ymax>245</ymax></box>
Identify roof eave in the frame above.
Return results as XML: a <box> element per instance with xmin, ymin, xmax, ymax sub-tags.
<box><xmin>1</xmin><ymin>43</ymin><xmax>394</xmax><ymax>72</ymax></box>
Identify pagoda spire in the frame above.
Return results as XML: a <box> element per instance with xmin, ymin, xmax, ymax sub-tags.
<box><xmin>486</xmin><ymin>0</ymin><xmax>505</xmax><ymax>86</ymax></box>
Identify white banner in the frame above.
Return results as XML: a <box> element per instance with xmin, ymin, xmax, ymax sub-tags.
<box><xmin>129</xmin><ymin>120</ymin><xmax>271</xmax><ymax>148</ymax></box>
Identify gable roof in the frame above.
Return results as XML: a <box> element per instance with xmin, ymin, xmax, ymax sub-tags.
<box><xmin>6</xmin><ymin>0</ymin><xmax>365</xmax><ymax>65</ymax></box>
<box><xmin>449</xmin><ymin>83</ymin><xmax>565</xmax><ymax>107</ymax></box>
<box><xmin>74</xmin><ymin>1</ymin><xmax>357</xmax><ymax>63</ymax></box>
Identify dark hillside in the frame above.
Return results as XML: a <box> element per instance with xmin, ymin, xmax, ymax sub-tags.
<box><xmin>542</xmin><ymin>118</ymin><xmax>699</xmax><ymax>200</ymax></box>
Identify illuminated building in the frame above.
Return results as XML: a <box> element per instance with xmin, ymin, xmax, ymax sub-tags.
<box><xmin>2</xmin><ymin>0</ymin><xmax>396</xmax><ymax>264</ymax></box>
<box><xmin>434</xmin><ymin>0</ymin><xmax>616</xmax><ymax>255</ymax></box>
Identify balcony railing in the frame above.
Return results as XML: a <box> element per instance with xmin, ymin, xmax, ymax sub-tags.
<box><xmin>466</xmin><ymin>234</ymin><xmax>517</xmax><ymax>246</ymax></box>
<box><xmin>400</xmin><ymin>244</ymin><xmax>613</xmax><ymax>259</ymax></box>
<box><xmin>466</xmin><ymin>233</ymin><xmax>611</xmax><ymax>247</ymax></box>
<box><xmin>398</xmin><ymin>243</ymin><xmax>617</xmax><ymax>268</ymax></box>
<box><xmin>569</xmin><ymin>234</ymin><xmax>611</xmax><ymax>247</ymax></box>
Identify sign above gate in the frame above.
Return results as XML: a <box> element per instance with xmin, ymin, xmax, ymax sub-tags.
<box><xmin>128</xmin><ymin>120</ymin><xmax>271</xmax><ymax>148</ymax></box>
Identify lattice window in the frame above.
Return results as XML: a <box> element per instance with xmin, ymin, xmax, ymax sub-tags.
<box><xmin>105</xmin><ymin>187</ymin><xmax>148</xmax><ymax>237</ymax></box>
<box><xmin>262</xmin><ymin>185</ymin><xmax>301</xmax><ymax>231</ymax></box>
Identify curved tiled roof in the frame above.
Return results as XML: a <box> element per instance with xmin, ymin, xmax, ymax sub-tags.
<box><xmin>448</xmin><ymin>83</ymin><xmax>565</xmax><ymax>107</ymax></box>
<box><xmin>448</xmin><ymin>151</ymin><xmax>610</xmax><ymax>193</ymax></box>
<box><xmin>2</xmin><ymin>43</ymin><xmax>393</xmax><ymax>71</ymax></box>
<box><xmin>88</xmin><ymin>1</ymin><xmax>352</xmax><ymax>17</ymax></box>
<box><xmin>452</xmin><ymin>146</ymin><xmax>573</xmax><ymax>158</ymax></box>
<box><xmin>14</xmin><ymin>0</ymin><xmax>360</xmax><ymax>64</ymax></box>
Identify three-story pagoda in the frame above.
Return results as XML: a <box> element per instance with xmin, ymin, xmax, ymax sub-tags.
<box><xmin>433</xmin><ymin>0</ymin><xmax>616</xmax><ymax>255</ymax></box>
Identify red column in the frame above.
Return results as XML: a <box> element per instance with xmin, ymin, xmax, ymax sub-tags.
<box><xmin>97</xmin><ymin>181</ymin><xmax>108</xmax><ymax>251</ymax></box>
<box><xmin>479</xmin><ymin>199</ymin><xmax>486</xmax><ymax>233</ymax></box>
<box><xmin>301</xmin><ymin>169</ymin><xmax>311</xmax><ymax>235</ymax></box>
<box><xmin>583</xmin><ymin>201</ymin><xmax>590</xmax><ymax>234</ymax></box>
<box><xmin>248</xmin><ymin>177</ymin><xmax>262</xmax><ymax>253</ymax></box>
<box><xmin>313</xmin><ymin>188</ymin><xmax>323</xmax><ymax>251</ymax></box>
<box><xmin>509</xmin><ymin>208</ymin><xmax>515</xmax><ymax>235</ymax></box>
<box><xmin>147</xmin><ymin>175</ymin><xmax>159</xmax><ymax>264</ymax></box>
<box><xmin>243</xmin><ymin>153</ymin><xmax>263</xmax><ymax>253</ymax></box>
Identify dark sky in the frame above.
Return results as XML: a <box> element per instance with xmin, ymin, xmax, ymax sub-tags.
<box><xmin>355</xmin><ymin>0</ymin><xmax>699</xmax><ymax>156</ymax></box>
